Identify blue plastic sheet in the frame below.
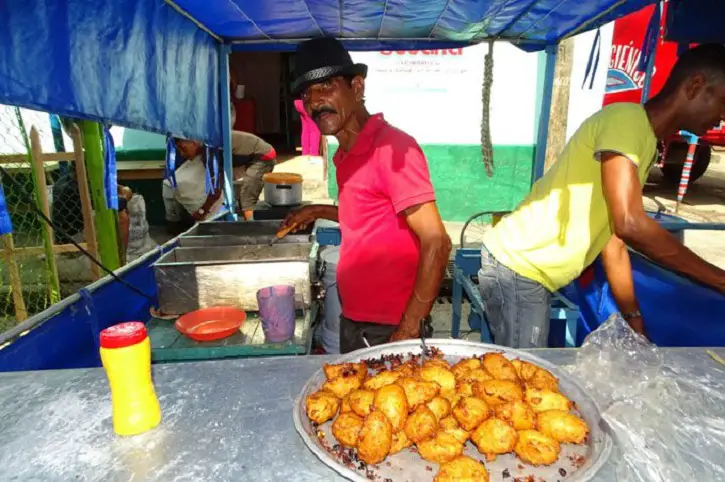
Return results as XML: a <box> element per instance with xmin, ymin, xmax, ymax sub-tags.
<box><xmin>666</xmin><ymin>0</ymin><xmax>725</xmax><ymax>44</ymax></box>
<box><xmin>574</xmin><ymin>252</ymin><xmax>725</xmax><ymax>347</ymax></box>
<box><xmin>0</xmin><ymin>0</ymin><xmax>221</xmax><ymax>145</ymax></box>
<box><xmin>0</xmin><ymin>183</ymin><xmax>12</xmax><ymax>235</ymax></box>
<box><xmin>102</xmin><ymin>126</ymin><xmax>118</xmax><ymax>210</ymax></box>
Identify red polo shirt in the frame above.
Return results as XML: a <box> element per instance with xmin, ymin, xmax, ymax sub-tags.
<box><xmin>334</xmin><ymin>114</ymin><xmax>436</xmax><ymax>325</ymax></box>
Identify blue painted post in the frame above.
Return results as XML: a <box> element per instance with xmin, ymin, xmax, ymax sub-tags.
<box><xmin>532</xmin><ymin>44</ymin><xmax>558</xmax><ymax>184</ymax></box>
<box><xmin>219</xmin><ymin>43</ymin><xmax>236</xmax><ymax>220</ymax></box>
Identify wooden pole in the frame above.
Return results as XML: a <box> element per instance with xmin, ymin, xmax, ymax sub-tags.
<box><xmin>80</xmin><ymin>120</ymin><xmax>120</xmax><ymax>270</ymax></box>
<box><xmin>71</xmin><ymin>124</ymin><xmax>100</xmax><ymax>280</ymax></box>
<box><xmin>1</xmin><ymin>233</ymin><xmax>28</xmax><ymax>322</ymax></box>
<box><xmin>543</xmin><ymin>38</ymin><xmax>575</xmax><ymax>173</ymax></box>
<box><xmin>29</xmin><ymin>127</ymin><xmax>61</xmax><ymax>304</ymax></box>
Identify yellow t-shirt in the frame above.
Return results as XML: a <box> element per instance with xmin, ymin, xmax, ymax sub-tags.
<box><xmin>483</xmin><ymin>102</ymin><xmax>657</xmax><ymax>291</ymax></box>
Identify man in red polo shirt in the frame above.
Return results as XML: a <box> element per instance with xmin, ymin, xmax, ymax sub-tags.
<box><xmin>283</xmin><ymin>38</ymin><xmax>452</xmax><ymax>353</ymax></box>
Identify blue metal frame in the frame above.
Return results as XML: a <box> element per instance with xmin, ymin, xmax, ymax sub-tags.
<box><xmin>532</xmin><ymin>44</ymin><xmax>558</xmax><ymax>183</ymax></box>
<box><xmin>219</xmin><ymin>43</ymin><xmax>237</xmax><ymax>220</ymax></box>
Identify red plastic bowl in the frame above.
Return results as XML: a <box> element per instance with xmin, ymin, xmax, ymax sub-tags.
<box><xmin>175</xmin><ymin>307</ymin><xmax>247</xmax><ymax>342</ymax></box>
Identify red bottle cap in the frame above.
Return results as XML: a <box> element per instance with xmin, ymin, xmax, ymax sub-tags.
<box><xmin>100</xmin><ymin>322</ymin><xmax>147</xmax><ymax>349</ymax></box>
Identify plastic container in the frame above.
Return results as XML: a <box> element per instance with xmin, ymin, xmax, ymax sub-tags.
<box><xmin>174</xmin><ymin>306</ymin><xmax>246</xmax><ymax>342</ymax></box>
<box><xmin>99</xmin><ymin>322</ymin><xmax>161</xmax><ymax>436</ymax></box>
<box><xmin>320</xmin><ymin>246</ymin><xmax>341</xmax><ymax>354</ymax></box>
<box><xmin>257</xmin><ymin>285</ymin><xmax>296</xmax><ymax>343</ymax></box>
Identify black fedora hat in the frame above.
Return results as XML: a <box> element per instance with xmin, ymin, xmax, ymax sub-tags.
<box><xmin>291</xmin><ymin>38</ymin><xmax>367</xmax><ymax>96</ymax></box>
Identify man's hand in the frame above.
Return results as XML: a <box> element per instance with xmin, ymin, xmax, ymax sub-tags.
<box><xmin>281</xmin><ymin>204</ymin><xmax>339</xmax><ymax>231</ymax></box>
<box><xmin>626</xmin><ymin>315</ymin><xmax>647</xmax><ymax>338</ymax></box>
<box><xmin>389</xmin><ymin>316</ymin><xmax>420</xmax><ymax>342</ymax></box>
<box><xmin>281</xmin><ymin>206</ymin><xmax>321</xmax><ymax>232</ymax></box>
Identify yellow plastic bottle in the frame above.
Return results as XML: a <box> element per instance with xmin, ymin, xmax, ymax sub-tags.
<box><xmin>100</xmin><ymin>322</ymin><xmax>161</xmax><ymax>436</ymax></box>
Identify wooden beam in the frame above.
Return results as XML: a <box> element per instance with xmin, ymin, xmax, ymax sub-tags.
<box><xmin>10</xmin><ymin>242</ymin><xmax>88</xmax><ymax>257</ymax></box>
<box><xmin>543</xmin><ymin>38</ymin><xmax>575</xmax><ymax>173</ymax></box>
<box><xmin>0</xmin><ymin>152</ymin><xmax>77</xmax><ymax>164</ymax></box>
<box><xmin>1</xmin><ymin>234</ymin><xmax>28</xmax><ymax>322</ymax></box>
<box><xmin>71</xmin><ymin>124</ymin><xmax>100</xmax><ymax>280</ymax></box>
<box><xmin>29</xmin><ymin>127</ymin><xmax>61</xmax><ymax>304</ymax></box>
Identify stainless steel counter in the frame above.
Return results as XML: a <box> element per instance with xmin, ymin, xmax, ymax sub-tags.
<box><xmin>0</xmin><ymin>348</ymin><xmax>722</xmax><ymax>481</ymax></box>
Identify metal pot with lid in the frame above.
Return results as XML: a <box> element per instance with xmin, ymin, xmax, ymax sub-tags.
<box><xmin>263</xmin><ymin>172</ymin><xmax>303</xmax><ymax>206</ymax></box>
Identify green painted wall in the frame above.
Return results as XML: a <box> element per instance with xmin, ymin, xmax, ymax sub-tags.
<box><xmin>327</xmin><ymin>144</ymin><xmax>535</xmax><ymax>222</ymax></box>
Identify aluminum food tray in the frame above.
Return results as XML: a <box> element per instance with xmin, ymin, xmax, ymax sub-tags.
<box><xmin>179</xmin><ymin>220</ymin><xmax>312</xmax><ymax>247</ymax></box>
<box><xmin>293</xmin><ymin>339</ymin><xmax>612</xmax><ymax>482</ymax></box>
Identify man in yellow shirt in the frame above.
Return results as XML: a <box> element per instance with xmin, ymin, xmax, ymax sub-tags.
<box><xmin>480</xmin><ymin>44</ymin><xmax>725</xmax><ymax>348</ymax></box>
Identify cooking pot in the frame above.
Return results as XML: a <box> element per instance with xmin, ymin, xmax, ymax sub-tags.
<box><xmin>263</xmin><ymin>172</ymin><xmax>303</xmax><ymax>206</ymax></box>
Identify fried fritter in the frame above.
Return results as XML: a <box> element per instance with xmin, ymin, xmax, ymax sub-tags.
<box><xmin>514</xmin><ymin>429</ymin><xmax>561</xmax><ymax>466</ymax></box>
<box><xmin>390</xmin><ymin>430</ymin><xmax>413</xmax><ymax>455</ymax></box>
<box><xmin>393</xmin><ymin>360</ymin><xmax>418</xmax><ymax>378</ymax></box>
<box><xmin>396</xmin><ymin>377</ymin><xmax>440</xmax><ymax>409</ymax></box>
<box><xmin>340</xmin><ymin>395</ymin><xmax>353</xmax><ymax>414</ymax></box>
<box><xmin>420</xmin><ymin>365</ymin><xmax>457</xmax><ymax>393</ymax></box>
<box><xmin>512</xmin><ymin>359</ymin><xmax>559</xmax><ymax>392</ymax></box>
<box><xmin>473</xmin><ymin>379</ymin><xmax>524</xmax><ymax>407</ymax></box>
<box><xmin>305</xmin><ymin>390</ymin><xmax>340</xmax><ymax>424</ymax></box>
<box><xmin>457</xmin><ymin>381</ymin><xmax>474</xmax><ymax>398</ymax></box>
<box><xmin>331</xmin><ymin>412</ymin><xmax>364</xmax><ymax>448</ymax></box>
<box><xmin>348</xmin><ymin>389</ymin><xmax>375</xmax><ymax>417</ymax></box>
<box><xmin>426</xmin><ymin>396</ymin><xmax>452</xmax><ymax>422</ymax></box>
<box><xmin>451</xmin><ymin>358</ymin><xmax>482</xmax><ymax>381</ymax></box>
<box><xmin>471</xmin><ymin>418</ymin><xmax>518</xmax><ymax>461</ymax></box>
<box><xmin>481</xmin><ymin>353</ymin><xmax>521</xmax><ymax>383</ymax></box>
<box><xmin>460</xmin><ymin>368</ymin><xmax>494</xmax><ymax>384</ymax></box>
<box><xmin>322</xmin><ymin>374</ymin><xmax>362</xmax><ymax>399</ymax></box>
<box><xmin>404</xmin><ymin>405</ymin><xmax>439</xmax><ymax>443</ymax></box>
<box><xmin>374</xmin><ymin>384</ymin><xmax>408</xmax><ymax>433</ymax></box>
<box><xmin>434</xmin><ymin>456</ymin><xmax>489</xmax><ymax>482</ymax></box>
<box><xmin>452</xmin><ymin>396</ymin><xmax>491</xmax><ymax>431</ymax></box>
<box><xmin>417</xmin><ymin>432</ymin><xmax>464</xmax><ymax>465</ymax></box>
<box><xmin>527</xmin><ymin>367</ymin><xmax>560</xmax><ymax>392</ymax></box>
<box><xmin>494</xmin><ymin>399</ymin><xmax>536</xmax><ymax>431</ymax></box>
<box><xmin>440</xmin><ymin>415</ymin><xmax>470</xmax><ymax>444</ymax></box>
<box><xmin>536</xmin><ymin>410</ymin><xmax>589</xmax><ymax>444</ymax></box>
<box><xmin>423</xmin><ymin>357</ymin><xmax>451</xmax><ymax>370</ymax></box>
<box><xmin>364</xmin><ymin>370</ymin><xmax>401</xmax><ymax>391</ymax></box>
<box><xmin>323</xmin><ymin>362</ymin><xmax>367</xmax><ymax>382</ymax></box>
<box><xmin>524</xmin><ymin>388</ymin><xmax>571</xmax><ymax>413</ymax></box>
<box><xmin>357</xmin><ymin>411</ymin><xmax>393</xmax><ymax>465</ymax></box>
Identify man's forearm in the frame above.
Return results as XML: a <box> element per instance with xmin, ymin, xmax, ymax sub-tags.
<box><xmin>401</xmin><ymin>235</ymin><xmax>452</xmax><ymax>328</ymax></box>
<box><xmin>311</xmin><ymin>204</ymin><xmax>339</xmax><ymax>222</ymax></box>
<box><xmin>601</xmin><ymin>235</ymin><xmax>644</xmax><ymax>334</ymax></box>
<box><xmin>619</xmin><ymin>217</ymin><xmax>725</xmax><ymax>291</ymax></box>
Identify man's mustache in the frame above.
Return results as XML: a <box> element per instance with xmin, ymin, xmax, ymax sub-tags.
<box><xmin>311</xmin><ymin>107</ymin><xmax>337</xmax><ymax>121</ymax></box>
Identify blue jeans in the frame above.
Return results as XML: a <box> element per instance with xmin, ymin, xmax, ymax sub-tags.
<box><xmin>477</xmin><ymin>246</ymin><xmax>552</xmax><ymax>348</ymax></box>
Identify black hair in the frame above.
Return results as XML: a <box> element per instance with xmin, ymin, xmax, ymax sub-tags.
<box><xmin>659</xmin><ymin>43</ymin><xmax>725</xmax><ymax>96</ymax></box>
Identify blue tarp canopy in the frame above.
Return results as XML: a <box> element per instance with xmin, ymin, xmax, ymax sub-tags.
<box><xmin>0</xmin><ymin>0</ymin><xmax>657</xmax><ymax>146</ymax></box>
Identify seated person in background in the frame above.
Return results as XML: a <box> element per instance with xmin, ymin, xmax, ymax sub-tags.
<box><xmin>118</xmin><ymin>185</ymin><xmax>157</xmax><ymax>264</ymax></box>
<box><xmin>231</xmin><ymin>130</ymin><xmax>276</xmax><ymax>221</ymax></box>
<box><xmin>163</xmin><ymin>138</ymin><xmax>225</xmax><ymax>235</ymax></box>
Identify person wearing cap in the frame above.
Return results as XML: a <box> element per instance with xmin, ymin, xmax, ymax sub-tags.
<box><xmin>282</xmin><ymin>38</ymin><xmax>452</xmax><ymax>353</ymax></box>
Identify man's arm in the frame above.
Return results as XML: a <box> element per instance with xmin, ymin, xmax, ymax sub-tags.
<box><xmin>390</xmin><ymin>202</ymin><xmax>452</xmax><ymax>341</ymax></box>
<box><xmin>600</xmin><ymin>234</ymin><xmax>646</xmax><ymax>335</ymax></box>
<box><xmin>601</xmin><ymin>152</ymin><xmax>725</xmax><ymax>291</ymax></box>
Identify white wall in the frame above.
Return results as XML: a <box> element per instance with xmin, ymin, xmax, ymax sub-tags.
<box><xmin>342</xmin><ymin>43</ymin><xmax>540</xmax><ymax>146</ymax></box>
<box><xmin>566</xmin><ymin>23</ymin><xmax>615</xmax><ymax>141</ymax></box>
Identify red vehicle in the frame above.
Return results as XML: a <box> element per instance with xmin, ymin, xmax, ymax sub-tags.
<box><xmin>603</xmin><ymin>1</ymin><xmax>725</xmax><ymax>184</ymax></box>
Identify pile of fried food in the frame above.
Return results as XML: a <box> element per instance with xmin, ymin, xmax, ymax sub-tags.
<box><xmin>305</xmin><ymin>352</ymin><xmax>590</xmax><ymax>482</ymax></box>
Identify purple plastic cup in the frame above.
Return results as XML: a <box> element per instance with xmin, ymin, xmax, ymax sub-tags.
<box><xmin>256</xmin><ymin>285</ymin><xmax>296</xmax><ymax>343</ymax></box>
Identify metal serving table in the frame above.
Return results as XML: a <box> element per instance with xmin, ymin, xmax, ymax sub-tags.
<box><xmin>0</xmin><ymin>347</ymin><xmax>723</xmax><ymax>481</ymax></box>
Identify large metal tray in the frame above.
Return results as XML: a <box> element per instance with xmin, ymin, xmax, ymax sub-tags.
<box><xmin>179</xmin><ymin>220</ymin><xmax>313</xmax><ymax>247</ymax></box>
<box><xmin>293</xmin><ymin>339</ymin><xmax>612</xmax><ymax>482</ymax></box>
<box><xmin>153</xmin><ymin>243</ymin><xmax>316</xmax><ymax>314</ymax></box>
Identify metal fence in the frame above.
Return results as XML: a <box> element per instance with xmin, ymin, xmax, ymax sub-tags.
<box><xmin>0</xmin><ymin>105</ymin><xmax>94</xmax><ymax>332</ymax></box>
